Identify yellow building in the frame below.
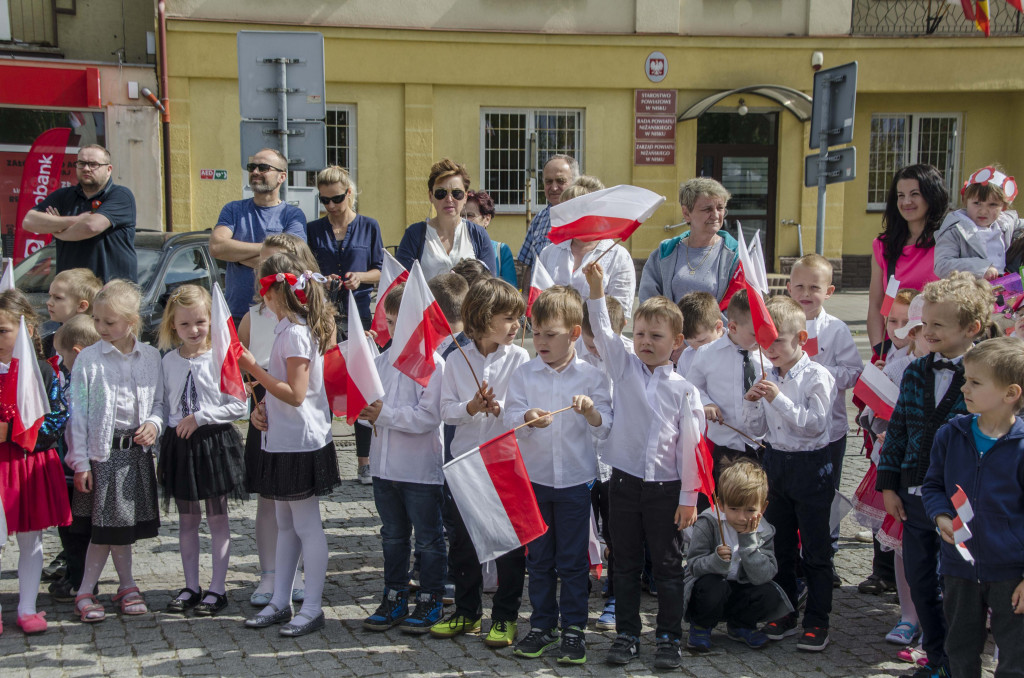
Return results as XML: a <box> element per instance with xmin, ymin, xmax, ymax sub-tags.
<box><xmin>163</xmin><ymin>0</ymin><xmax>1024</xmax><ymax>286</ymax></box>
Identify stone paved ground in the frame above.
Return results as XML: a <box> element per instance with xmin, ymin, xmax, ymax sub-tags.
<box><xmin>0</xmin><ymin>292</ymin><xmax>999</xmax><ymax>676</ymax></box>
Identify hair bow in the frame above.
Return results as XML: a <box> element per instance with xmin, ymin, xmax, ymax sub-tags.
<box><xmin>259</xmin><ymin>272</ymin><xmax>298</xmax><ymax>299</ymax></box>
<box><xmin>290</xmin><ymin>270</ymin><xmax>328</xmax><ymax>303</ymax></box>
<box><xmin>962</xmin><ymin>166</ymin><xmax>1018</xmax><ymax>202</ymax></box>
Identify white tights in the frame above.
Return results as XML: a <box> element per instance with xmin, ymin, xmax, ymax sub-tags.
<box><xmin>78</xmin><ymin>542</ymin><xmax>135</xmax><ymax>607</ymax></box>
<box><xmin>259</xmin><ymin>496</ymin><xmax>325</xmax><ymax>621</ymax></box>
<box><xmin>254</xmin><ymin>496</ymin><xmax>303</xmax><ymax>595</ymax></box>
<box><xmin>177</xmin><ymin>498</ymin><xmax>231</xmax><ymax>604</ymax></box>
<box><xmin>14</xmin><ymin>531</ymin><xmax>43</xmax><ymax>616</ymax></box>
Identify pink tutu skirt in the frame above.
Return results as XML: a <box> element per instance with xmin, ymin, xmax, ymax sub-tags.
<box><xmin>0</xmin><ymin>442</ymin><xmax>71</xmax><ymax>533</ymax></box>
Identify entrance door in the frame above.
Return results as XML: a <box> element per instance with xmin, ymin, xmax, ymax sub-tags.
<box><xmin>696</xmin><ymin>112</ymin><xmax>778</xmax><ymax>271</ymax></box>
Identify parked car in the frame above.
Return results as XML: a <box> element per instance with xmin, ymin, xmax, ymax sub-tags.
<box><xmin>14</xmin><ymin>230</ymin><xmax>226</xmax><ymax>345</ymax></box>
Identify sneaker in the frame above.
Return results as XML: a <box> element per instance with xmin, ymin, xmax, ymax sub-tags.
<box><xmin>606</xmin><ymin>633</ymin><xmax>640</xmax><ymax>664</ymax></box>
<box><xmin>653</xmin><ymin>634</ymin><xmax>681</xmax><ymax>669</ymax></box>
<box><xmin>886</xmin><ymin>620</ymin><xmax>921</xmax><ymax>645</ymax></box>
<box><xmin>857</xmin><ymin>574</ymin><xmax>897</xmax><ymax>595</ymax></box>
<box><xmin>796</xmin><ymin>579</ymin><xmax>808</xmax><ymax>610</ymax></box>
<box><xmin>42</xmin><ymin>556</ymin><xmax>66</xmax><ymax>582</ymax></box>
<box><xmin>357</xmin><ymin>464</ymin><xmax>372</xmax><ymax>485</ymax></box>
<box><xmin>902</xmin><ymin>665</ymin><xmax>951</xmax><ymax>678</ymax></box>
<box><xmin>429</xmin><ymin>612</ymin><xmax>481</xmax><ymax>638</ymax></box>
<box><xmin>400</xmin><ymin>592</ymin><xmax>444</xmax><ymax>634</ymax></box>
<box><xmin>763</xmin><ymin>613</ymin><xmax>799</xmax><ymax>640</ymax></box>
<box><xmin>727</xmin><ymin>624</ymin><xmax>769</xmax><ymax>649</ymax></box>
<box><xmin>362</xmin><ymin>588</ymin><xmax>409</xmax><ymax>631</ymax></box>
<box><xmin>442</xmin><ymin>583</ymin><xmax>455</xmax><ymax>605</ymax></box>
<box><xmin>796</xmin><ymin>626</ymin><xmax>830</xmax><ymax>652</ymax></box>
<box><xmin>596</xmin><ymin>598</ymin><xmax>616</xmax><ymax>630</ymax></box>
<box><xmin>484</xmin><ymin>619</ymin><xmax>518</xmax><ymax>647</ymax></box>
<box><xmin>514</xmin><ymin>627</ymin><xmax>560</xmax><ymax>658</ymax></box>
<box><xmin>556</xmin><ymin>626</ymin><xmax>586</xmax><ymax>664</ymax></box>
<box><xmin>897</xmin><ymin>645</ymin><xmax>929</xmax><ymax>666</ymax></box>
<box><xmin>687</xmin><ymin>624</ymin><xmax>712</xmax><ymax>652</ymax></box>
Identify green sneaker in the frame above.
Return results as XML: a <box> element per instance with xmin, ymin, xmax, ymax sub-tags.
<box><xmin>484</xmin><ymin>619</ymin><xmax>518</xmax><ymax>647</ymax></box>
<box><xmin>556</xmin><ymin>625</ymin><xmax>587</xmax><ymax>665</ymax></box>
<box><xmin>429</xmin><ymin>612</ymin><xmax>482</xmax><ymax>638</ymax></box>
<box><xmin>513</xmin><ymin>627</ymin><xmax>560</xmax><ymax>658</ymax></box>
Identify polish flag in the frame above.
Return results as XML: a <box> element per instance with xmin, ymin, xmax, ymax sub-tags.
<box><xmin>324</xmin><ymin>292</ymin><xmax>386</xmax><ymax>423</ymax></box>
<box><xmin>211</xmin><ymin>283</ymin><xmax>246</xmax><ymax>401</ymax></box>
<box><xmin>719</xmin><ymin>263</ymin><xmax>746</xmax><ymax>312</ymax></box>
<box><xmin>546</xmin><ymin>185</ymin><xmax>665</xmax><ymax>245</ymax></box>
<box><xmin>736</xmin><ymin>229</ymin><xmax>778</xmax><ymax>350</ymax></box>
<box><xmin>443</xmin><ymin>430</ymin><xmax>547</xmax><ymax>562</ymax></box>
<box><xmin>45</xmin><ymin>354</ymin><xmax>65</xmax><ymax>389</ymax></box>
<box><xmin>805</xmin><ymin>316</ymin><xmax>820</xmax><ymax>357</ymax></box>
<box><xmin>390</xmin><ymin>261</ymin><xmax>452</xmax><ymax>387</ymax></box>
<box><xmin>0</xmin><ymin>259</ymin><xmax>14</xmax><ymax>292</ymax></box>
<box><xmin>880</xmin><ymin>275</ymin><xmax>901</xmax><ymax>317</ymax></box>
<box><xmin>853</xmin><ymin>362</ymin><xmax>899</xmax><ymax>420</ymax></box>
<box><xmin>1007</xmin><ymin>0</ymin><xmax>1023</xmax><ymax>13</ymax></box>
<box><xmin>526</xmin><ymin>256</ymin><xmax>556</xmax><ymax>318</ymax></box>
<box><xmin>371</xmin><ymin>251</ymin><xmax>409</xmax><ymax>348</ymax></box>
<box><xmin>588</xmin><ymin>510</ymin><xmax>603</xmax><ymax>579</ymax></box>
<box><xmin>1</xmin><ymin>317</ymin><xmax>51</xmax><ymax>451</ymax></box>
<box><xmin>747</xmin><ymin>230</ymin><xmax>770</xmax><ymax>296</ymax></box>
<box><xmin>680</xmin><ymin>393</ymin><xmax>712</xmax><ymax>500</ymax></box>
<box><xmin>950</xmin><ymin>484</ymin><xmax>975</xmax><ymax>563</ymax></box>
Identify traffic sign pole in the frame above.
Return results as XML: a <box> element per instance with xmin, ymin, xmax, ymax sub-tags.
<box><xmin>815</xmin><ymin>77</ymin><xmax>831</xmax><ymax>256</ymax></box>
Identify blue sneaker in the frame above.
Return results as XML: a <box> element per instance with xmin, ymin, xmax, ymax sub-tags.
<box><xmin>727</xmin><ymin>624</ymin><xmax>769</xmax><ymax>649</ymax></box>
<box><xmin>400</xmin><ymin>592</ymin><xmax>444</xmax><ymax>634</ymax></box>
<box><xmin>687</xmin><ymin>624</ymin><xmax>712</xmax><ymax>652</ymax></box>
<box><xmin>362</xmin><ymin>588</ymin><xmax>409</xmax><ymax>631</ymax></box>
<box><xmin>596</xmin><ymin>598</ymin><xmax>616</xmax><ymax>630</ymax></box>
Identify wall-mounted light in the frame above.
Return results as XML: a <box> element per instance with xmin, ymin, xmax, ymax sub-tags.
<box><xmin>811</xmin><ymin>51</ymin><xmax>824</xmax><ymax>71</ymax></box>
<box><xmin>737</xmin><ymin>98</ymin><xmax>748</xmax><ymax>116</ymax></box>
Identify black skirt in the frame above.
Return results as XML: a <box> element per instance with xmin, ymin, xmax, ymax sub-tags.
<box><xmin>248</xmin><ymin>441</ymin><xmax>341</xmax><ymax>501</ymax></box>
<box><xmin>158</xmin><ymin>423</ymin><xmax>246</xmax><ymax>505</ymax></box>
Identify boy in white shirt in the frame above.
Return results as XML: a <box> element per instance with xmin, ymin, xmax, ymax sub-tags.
<box><xmin>433</xmin><ymin>278</ymin><xmax>530</xmax><ymax>647</ymax></box>
<box><xmin>360</xmin><ymin>284</ymin><xmax>447</xmax><ymax>634</ymax></box>
<box><xmin>743</xmin><ymin>295</ymin><xmax>837</xmax><ymax>652</ymax></box>
<box><xmin>584</xmin><ymin>262</ymin><xmax>706</xmax><ymax>671</ymax></box>
<box><xmin>505</xmin><ymin>286</ymin><xmax>612</xmax><ymax>664</ymax></box>
<box><xmin>675</xmin><ymin>291</ymin><xmax>724</xmax><ymax>379</ymax></box>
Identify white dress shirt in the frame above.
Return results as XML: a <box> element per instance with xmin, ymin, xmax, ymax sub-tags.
<box><xmin>441</xmin><ymin>341</ymin><xmax>530</xmax><ymax>457</ymax></box>
<box><xmin>369</xmin><ymin>347</ymin><xmax>445</xmax><ymax>484</ymax></box>
<box><xmin>579</xmin><ymin>335</ymin><xmax>633</xmax><ymax>483</ymax></box>
<box><xmin>933</xmin><ymin>354</ymin><xmax>964</xmax><ymax>404</ymax></box>
<box><xmin>743</xmin><ymin>353</ymin><xmax>836</xmax><ymax>452</ymax></box>
<box><xmin>687</xmin><ymin>333</ymin><xmax>765</xmax><ymax>451</ymax></box>
<box><xmin>162</xmin><ymin>349</ymin><xmax>249</xmax><ymax>428</ymax></box>
<box><xmin>504</xmin><ymin>353</ymin><xmax>612</xmax><ymax>488</ymax></box>
<box><xmin>538</xmin><ymin>239</ymin><xmax>636</xmax><ymax>319</ymax></box>
<box><xmin>675</xmin><ymin>345</ymin><xmax>696</xmax><ymax>379</ymax></box>
<box><xmin>807</xmin><ymin>310</ymin><xmax>863</xmax><ymax>441</ymax></box>
<box><xmin>586</xmin><ymin>297</ymin><xmax>706</xmax><ymax>505</ymax></box>
<box><xmin>262</xmin><ymin>318</ymin><xmax>333</xmax><ymax>453</ymax></box>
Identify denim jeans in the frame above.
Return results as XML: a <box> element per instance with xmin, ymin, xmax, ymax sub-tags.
<box><xmin>527</xmin><ymin>482</ymin><xmax>592</xmax><ymax>630</ymax></box>
<box><xmin>372</xmin><ymin>479</ymin><xmax>446</xmax><ymax>595</ymax></box>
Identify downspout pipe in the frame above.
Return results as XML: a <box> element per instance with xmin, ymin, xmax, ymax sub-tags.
<box><xmin>158</xmin><ymin>1</ymin><xmax>173</xmax><ymax>231</ymax></box>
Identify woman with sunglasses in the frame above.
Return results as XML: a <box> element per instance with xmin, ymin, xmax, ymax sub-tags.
<box><xmin>396</xmin><ymin>159</ymin><xmax>496</xmax><ymax>281</ymax></box>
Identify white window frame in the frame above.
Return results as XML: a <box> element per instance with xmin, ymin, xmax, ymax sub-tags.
<box><xmin>299</xmin><ymin>103</ymin><xmax>357</xmax><ymax>189</ymax></box>
<box><xmin>867</xmin><ymin>112</ymin><xmax>962</xmax><ymax>211</ymax></box>
<box><xmin>479</xmin><ymin>107</ymin><xmax>585</xmax><ymax>214</ymax></box>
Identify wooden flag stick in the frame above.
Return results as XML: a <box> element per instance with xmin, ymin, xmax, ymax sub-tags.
<box><xmin>450</xmin><ymin>330</ymin><xmax>484</xmax><ymax>395</ymax></box>
<box><xmin>718</xmin><ymin>421</ymin><xmax>766</xmax><ymax>449</ymax></box>
<box><xmin>758</xmin><ymin>349</ymin><xmax>766</xmax><ymax>380</ymax></box>
<box><xmin>591</xmin><ymin>238</ymin><xmax>621</xmax><ymax>266</ymax></box>
<box><xmin>513</xmin><ymin>405</ymin><xmax>574</xmax><ymax>432</ymax></box>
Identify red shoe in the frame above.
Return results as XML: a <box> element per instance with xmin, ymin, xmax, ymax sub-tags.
<box><xmin>17</xmin><ymin>611</ymin><xmax>47</xmax><ymax>634</ymax></box>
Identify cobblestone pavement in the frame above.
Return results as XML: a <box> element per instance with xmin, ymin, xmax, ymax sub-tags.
<box><xmin>0</xmin><ymin>292</ymin><xmax>999</xmax><ymax>676</ymax></box>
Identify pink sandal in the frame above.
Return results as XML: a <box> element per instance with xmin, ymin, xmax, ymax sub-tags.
<box><xmin>113</xmin><ymin>586</ymin><xmax>148</xmax><ymax>615</ymax></box>
<box><xmin>17</xmin><ymin>612</ymin><xmax>47</xmax><ymax>634</ymax></box>
<box><xmin>75</xmin><ymin>594</ymin><xmax>106</xmax><ymax>623</ymax></box>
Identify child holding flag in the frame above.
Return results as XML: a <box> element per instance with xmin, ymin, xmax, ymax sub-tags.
<box><xmin>922</xmin><ymin>336</ymin><xmax>1024</xmax><ymax>678</ymax></box>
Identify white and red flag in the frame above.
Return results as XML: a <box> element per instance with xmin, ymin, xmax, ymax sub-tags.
<box><xmin>324</xmin><ymin>291</ymin><xmax>386</xmax><ymax>423</ymax></box>
<box><xmin>747</xmin><ymin>230</ymin><xmax>770</xmax><ymax>296</ymax></box>
<box><xmin>735</xmin><ymin>228</ymin><xmax>778</xmax><ymax>350</ymax></box>
<box><xmin>526</xmin><ymin>256</ymin><xmax>556</xmax><ymax>319</ymax></box>
<box><xmin>880</xmin><ymin>275</ymin><xmax>901</xmax><ymax>317</ymax></box>
<box><xmin>546</xmin><ymin>185</ymin><xmax>665</xmax><ymax>245</ymax></box>
<box><xmin>211</xmin><ymin>283</ymin><xmax>246</xmax><ymax>401</ymax></box>
<box><xmin>1</xmin><ymin>316</ymin><xmax>51</xmax><ymax>451</ymax></box>
<box><xmin>680</xmin><ymin>393</ymin><xmax>712</xmax><ymax>500</ymax></box>
<box><xmin>371</xmin><ymin>251</ymin><xmax>409</xmax><ymax>348</ymax></box>
<box><xmin>853</xmin><ymin>362</ymin><xmax>899</xmax><ymax>421</ymax></box>
<box><xmin>443</xmin><ymin>430</ymin><xmax>548</xmax><ymax>562</ymax></box>
<box><xmin>588</xmin><ymin>510</ymin><xmax>603</xmax><ymax>579</ymax></box>
<box><xmin>805</xmin><ymin>317</ymin><xmax>820</xmax><ymax>357</ymax></box>
<box><xmin>390</xmin><ymin>261</ymin><xmax>452</xmax><ymax>387</ymax></box>
<box><xmin>950</xmin><ymin>484</ymin><xmax>976</xmax><ymax>564</ymax></box>
<box><xmin>0</xmin><ymin>259</ymin><xmax>14</xmax><ymax>292</ymax></box>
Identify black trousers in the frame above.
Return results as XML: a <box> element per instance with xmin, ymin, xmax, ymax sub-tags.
<box><xmin>872</xmin><ymin>537</ymin><xmax>896</xmax><ymax>582</ymax></box>
<box><xmin>944</xmin><ymin>576</ymin><xmax>1024</xmax><ymax>678</ymax></box>
<box><xmin>686</xmin><ymin>575</ymin><xmax>780</xmax><ymax>630</ymax></box>
<box><xmin>591</xmin><ymin>479</ymin><xmax>613</xmax><ymax>596</ymax></box>
<box><xmin>609</xmin><ymin>469</ymin><xmax>685</xmax><ymax>639</ymax></box>
<box><xmin>444</xmin><ymin>483</ymin><xmax>525</xmax><ymax>622</ymax></box>
<box><xmin>56</xmin><ymin>483</ymin><xmax>89</xmax><ymax>589</ymax></box>
<box><xmin>900</xmin><ymin>489</ymin><xmax>949</xmax><ymax>670</ymax></box>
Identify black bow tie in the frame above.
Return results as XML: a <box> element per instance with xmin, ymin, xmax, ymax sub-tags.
<box><xmin>933</xmin><ymin>359</ymin><xmax>961</xmax><ymax>372</ymax></box>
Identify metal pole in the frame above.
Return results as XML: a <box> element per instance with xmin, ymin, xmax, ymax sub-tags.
<box><xmin>277</xmin><ymin>60</ymin><xmax>289</xmax><ymax>203</ymax></box>
<box><xmin>815</xmin><ymin>78</ymin><xmax>830</xmax><ymax>256</ymax></box>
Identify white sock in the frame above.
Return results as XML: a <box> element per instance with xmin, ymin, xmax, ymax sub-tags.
<box><xmin>16</xmin><ymin>531</ymin><xmax>43</xmax><ymax>616</ymax></box>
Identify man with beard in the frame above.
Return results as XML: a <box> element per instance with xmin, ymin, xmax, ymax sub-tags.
<box><xmin>516</xmin><ymin>154</ymin><xmax>578</xmax><ymax>288</ymax></box>
<box><xmin>209</xmin><ymin>148</ymin><xmax>307</xmax><ymax>324</ymax></box>
<box><xmin>23</xmin><ymin>144</ymin><xmax>138</xmax><ymax>282</ymax></box>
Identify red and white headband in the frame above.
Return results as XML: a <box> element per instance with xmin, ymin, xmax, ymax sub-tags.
<box><xmin>962</xmin><ymin>166</ymin><xmax>1018</xmax><ymax>202</ymax></box>
<box><xmin>259</xmin><ymin>270</ymin><xmax>327</xmax><ymax>304</ymax></box>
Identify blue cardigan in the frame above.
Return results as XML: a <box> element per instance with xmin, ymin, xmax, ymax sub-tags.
<box><xmin>922</xmin><ymin>414</ymin><xmax>1024</xmax><ymax>582</ymax></box>
<box><xmin>395</xmin><ymin>220</ymin><xmax>497</xmax><ymax>277</ymax></box>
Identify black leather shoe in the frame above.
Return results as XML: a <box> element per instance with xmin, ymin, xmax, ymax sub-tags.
<box><xmin>245</xmin><ymin>603</ymin><xmax>292</xmax><ymax>628</ymax></box>
<box><xmin>193</xmin><ymin>592</ymin><xmax>228</xmax><ymax>617</ymax></box>
<box><xmin>165</xmin><ymin>588</ymin><xmax>203</xmax><ymax>614</ymax></box>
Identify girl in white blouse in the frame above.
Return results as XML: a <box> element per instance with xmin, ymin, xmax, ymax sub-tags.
<box><xmin>238</xmin><ymin>253</ymin><xmax>340</xmax><ymax>638</ymax></box>
<box><xmin>157</xmin><ymin>285</ymin><xmax>247</xmax><ymax>617</ymax></box>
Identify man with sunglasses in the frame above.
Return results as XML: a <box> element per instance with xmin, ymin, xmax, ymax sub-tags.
<box><xmin>209</xmin><ymin>148</ymin><xmax>307</xmax><ymax>325</ymax></box>
<box><xmin>23</xmin><ymin>144</ymin><xmax>138</xmax><ymax>282</ymax></box>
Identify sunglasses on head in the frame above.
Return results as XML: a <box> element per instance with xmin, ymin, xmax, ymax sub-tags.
<box><xmin>432</xmin><ymin>188</ymin><xmax>466</xmax><ymax>201</ymax></box>
<box><xmin>318</xmin><ymin>190</ymin><xmax>348</xmax><ymax>205</ymax></box>
<box><xmin>246</xmin><ymin>162</ymin><xmax>285</xmax><ymax>173</ymax></box>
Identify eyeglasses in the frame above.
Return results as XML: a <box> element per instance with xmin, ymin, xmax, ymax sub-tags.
<box><xmin>318</xmin><ymin>191</ymin><xmax>348</xmax><ymax>205</ymax></box>
<box><xmin>246</xmin><ymin>163</ymin><xmax>285</xmax><ymax>173</ymax></box>
<box><xmin>432</xmin><ymin>188</ymin><xmax>466</xmax><ymax>201</ymax></box>
<box><xmin>74</xmin><ymin>161</ymin><xmax>108</xmax><ymax>170</ymax></box>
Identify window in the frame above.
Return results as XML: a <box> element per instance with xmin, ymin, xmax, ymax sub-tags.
<box><xmin>301</xmin><ymin>104</ymin><xmax>356</xmax><ymax>188</ymax></box>
<box><xmin>868</xmin><ymin>113</ymin><xmax>961</xmax><ymax>209</ymax></box>
<box><xmin>480</xmin><ymin>108</ymin><xmax>584</xmax><ymax>213</ymax></box>
<box><xmin>157</xmin><ymin>246</ymin><xmax>212</xmax><ymax>306</ymax></box>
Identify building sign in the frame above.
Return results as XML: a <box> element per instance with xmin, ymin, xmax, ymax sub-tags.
<box><xmin>634</xmin><ymin>90</ymin><xmax>677</xmax><ymax>166</ymax></box>
<box><xmin>645</xmin><ymin>51</ymin><xmax>667</xmax><ymax>83</ymax></box>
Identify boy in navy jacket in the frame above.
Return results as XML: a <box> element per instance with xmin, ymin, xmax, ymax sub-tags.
<box><xmin>922</xmin><ymin>337</ymin><xmax>1024</xmax><ymax>678</ymax></box>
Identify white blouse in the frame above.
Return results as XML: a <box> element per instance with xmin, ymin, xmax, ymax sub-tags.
<box><xmin>262</xmin><ymin>318</ymin><xmax>333</xmax><ymax>453</ymax></box>
<box><xmin>162</xmin><ymin>349</ymin><xmax>248</xmax><ymax>428</ymax></box>
<box><xmin>247</xmin><ymin>303</ymin><xmax>277</xmax><ymax>369</ymax></box>
<box><xmin>420</xmin><ymin>219</ymin><xmax>476</xmax><ymax>281</ymax></box>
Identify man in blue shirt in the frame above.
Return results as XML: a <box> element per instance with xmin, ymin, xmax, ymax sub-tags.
<box><xmin>516</xmin><ymin>154</ymin><xmax>578</xmax><ymax>285</ymax></box>
<box><xmin>209</xmin><ymin>148</ymin><xmax>307</xmax><ymax>322</ymax></box>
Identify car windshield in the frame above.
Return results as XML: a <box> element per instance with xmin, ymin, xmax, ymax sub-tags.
<box><xmin>13</xmin><ymin>245</ymin><xmax>161</xmax><ymax>293</ymax></box>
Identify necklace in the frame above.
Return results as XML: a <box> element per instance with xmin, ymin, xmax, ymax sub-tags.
<box><xmin>684</xmin><ymin>236</ymin><xmax>717</xmax><ymax>275</ymax></box>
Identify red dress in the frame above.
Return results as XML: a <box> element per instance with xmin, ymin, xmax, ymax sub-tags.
<box><xmin>0</xmin><ymin>370</ymin><xmax>71</xmax><ymax>533</ymax></box>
